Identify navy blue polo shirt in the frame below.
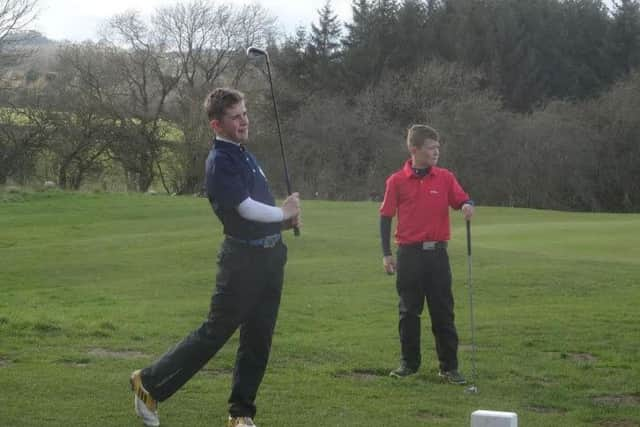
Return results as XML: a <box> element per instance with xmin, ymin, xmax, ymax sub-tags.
<box><xmin>205</xmin><ymin>139</ymin><xmax>281</xmax><ymax>239</ymax></box>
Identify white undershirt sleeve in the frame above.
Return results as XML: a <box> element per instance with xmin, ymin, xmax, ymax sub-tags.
<box><xmin>237</xmin><ymin>197</ymin><xmax>284</xmax><ymax>223</ymax></box>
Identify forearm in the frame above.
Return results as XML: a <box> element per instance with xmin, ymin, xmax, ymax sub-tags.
<box><xmin>237</xmin><ymin>197</ymin><xmax>284</xmax><ymax>223</ymax></box>
<box><xmin>380</xmin><ymin>216</ymin><xmax>393</xmax><ymax>256</ymax></box>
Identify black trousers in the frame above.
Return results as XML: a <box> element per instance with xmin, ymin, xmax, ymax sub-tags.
<box><xmin>395</xmin><ymin>244</ymin><xmax>459</xmax><ymax>372</ymax></box>
<box><xmin>140</xmin><ymin>238</ymin><xmax>287</xmax><ymax>418</ymax></box>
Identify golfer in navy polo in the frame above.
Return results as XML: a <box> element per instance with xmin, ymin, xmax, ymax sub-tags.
<box><xmin>129</xmin><ymin>88</ymin><xmax>301</xmax><ymax>427</ymax></box>
<box><xmin>380</xmin><ymin>124</ymin><xmax>474</xmax><ymax>384</ymax></box>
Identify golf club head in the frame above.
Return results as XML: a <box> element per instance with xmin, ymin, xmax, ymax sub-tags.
<box><xmin>464</xmin><ymin>385</ymin><xmax>478</xmax><ymax>394</ymax></box>
<box><xmin>247</xmin><ymin>46</ymin><xmax>267</xmax><ymax>58</ymax></box>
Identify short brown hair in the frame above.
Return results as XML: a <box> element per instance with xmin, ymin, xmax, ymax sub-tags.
<box><xmin>204</xmin><ymin>88</ymin><xmax>245</xmax><ymax>120</ymax></box>
<box><xmin>406</xmin><ymin>124</ymin><xmax>440</xmax><ymax>149</ymax></box>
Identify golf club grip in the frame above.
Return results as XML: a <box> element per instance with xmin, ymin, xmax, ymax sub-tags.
<box><xmin>466</xmin><ymin>220</ymin><xmax>471</xmax><ymax>256</ymax></box>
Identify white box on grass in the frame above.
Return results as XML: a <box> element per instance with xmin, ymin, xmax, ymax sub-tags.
<box><xmin>471</xmin><ymin>410</ymin><xmax>518</xmax><ymax>427</ymax></box>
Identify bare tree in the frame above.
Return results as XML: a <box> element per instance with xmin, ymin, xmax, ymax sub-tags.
<box><xmin>153</xmin><ymin>0</ymin><xmax>276</xmax><ymax>194</ymax></box>
<box><xmin>39</xmin><ymin>43</ymin><xmax>121</xmax><ymax>189</ymax></box>
<box><xmin>0</xmin><ymin>0</ymin><xmax>39</xmax><ymax>69</ymax></box>
<box><xmin>101</xmin><ymin>11</ymin><xmax>182</xmax><ymax>192</ymax></box>
<box><xmin>0</xmin><ymin>96</ymin><xmax>53</xmax><ymax>185</ymax></box>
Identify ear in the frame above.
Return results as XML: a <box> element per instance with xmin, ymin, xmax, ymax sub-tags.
<box><xmin>209</xmin><ymin>119</ymin><xmax>219</xmax><ymax>132</ymax></box>
<box><xmin>408</xmin><ymin>145</ymin><xmax>417</xmax><ymax>155</ymax></box>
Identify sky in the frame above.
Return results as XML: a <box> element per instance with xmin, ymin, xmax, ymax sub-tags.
<box><xmin>33</xmin><ymin>0</ymin><xmax>354</xmax><ymax>42</ymax></box>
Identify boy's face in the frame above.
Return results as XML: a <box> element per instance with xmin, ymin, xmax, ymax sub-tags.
<box><xmin>411</xmin><ymin>138</ymin><xmax>440</xmax><ymax>168</ymax></box>
<box><xmin>210</xmin><ymin>101</ymin><xmax>249</xmax><ymax>143</ymax></box>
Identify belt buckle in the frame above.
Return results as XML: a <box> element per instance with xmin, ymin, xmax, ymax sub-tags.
<box><xmin>422</xmin><ymin>241</ymin><xmax>436</xmax><ymax>250</ymax></box>
<box><xmin>263</xmin><ymin>234</ymin><xmax>279</xmax><ymax>248</ymax></box>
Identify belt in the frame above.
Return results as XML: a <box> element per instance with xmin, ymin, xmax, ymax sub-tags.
<box><xmin>226</xmin><ymin>233</ymin><xmax>281</xmax><ymax>248</ymax></box>
<box><xmin>401</xmin><ymin>241</ymin><xmax>448</xmax><ymax>250</ymax></box>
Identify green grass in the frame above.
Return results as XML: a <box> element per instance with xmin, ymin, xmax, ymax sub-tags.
<box><xmin>1</xmin><ymin>190</ymin><xmax>639</xmax><ymax>426</ymax></box>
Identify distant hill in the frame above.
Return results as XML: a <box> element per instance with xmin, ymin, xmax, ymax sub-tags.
<box><xmin>1</xmin><ymin>31</ymin><xmax>61</xmax><ymax>87</ymax></box>
<box><xmin>3</xmin><ymin>30</ymin><xmax>56</xmax><ymax>47</ymax></box>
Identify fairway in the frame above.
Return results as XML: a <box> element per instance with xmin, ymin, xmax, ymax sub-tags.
<box><xmin>1</xmin><ymin>191</ymin><xmax>639</xmax><ymax>426</ymax></box>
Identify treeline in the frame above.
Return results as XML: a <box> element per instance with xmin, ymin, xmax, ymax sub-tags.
<box><xmin>1</xmin><ymin>0</ymin><xmax>640</xmax><ymax>211</ymax></box>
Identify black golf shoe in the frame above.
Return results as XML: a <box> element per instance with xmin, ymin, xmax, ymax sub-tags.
<box><xmin>389</xmin><ymin>365</ymin><xmax>417</xmax><ymax>378</ymax></box>
<box><xmin>438</xmin><ymin>369</ymin><xmax>467</xmax><ymax>385</ymax></box>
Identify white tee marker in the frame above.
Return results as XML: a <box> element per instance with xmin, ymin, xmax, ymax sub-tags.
<box><xmin>471</xmin><ymin>410</ymin><xmax>518</xmax><ymax>427</ymax></box>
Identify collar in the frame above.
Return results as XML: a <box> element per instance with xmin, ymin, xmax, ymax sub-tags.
<box><xmin>214</xmin><ymin>138</ymin><xmax>245</xmax><ymax>152</ymax></box>
<box><xmin>216</xmin><ymin>136</ymin><xmax>241</xmax><ymax>145</ymax></box>
<box><xmin>402</xmin><ymin>159</ymin><xmax>436</xmax><ymax>179</ymax></box>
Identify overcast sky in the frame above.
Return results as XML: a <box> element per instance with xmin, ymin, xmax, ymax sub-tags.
<box><xmin>33</xmin><ymin>0</ymin><xmax>354</xmax><ymax>42</ymax></box>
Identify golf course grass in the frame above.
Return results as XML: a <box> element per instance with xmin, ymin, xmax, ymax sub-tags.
<box><xmin>1</xmin><ymin>190</ymin><xmax>639</xmax><ymax>426</ymax></box>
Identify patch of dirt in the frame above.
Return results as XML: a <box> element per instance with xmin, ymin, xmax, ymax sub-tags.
<box><xmin>592</xmin><ymin>394</ymin><xmax>640</xmax><ymax>406</ymax></box>
<box><xmin>459</xmin><ymin>344</ymin><xmax>477</xmax><ymax>352</ymax></box>
<box><xmin>72</xmin><ymin>362</ymin><xmax>90</xmax><ymax>367</ymax></box>
<box><xmin>0</xmin><ymin>358</ymin><xmax>11</xmax><ymax>367</ymax></box>
<box><xmin>58</xmin><ymin>357</ymin><xmax>91</xmax><ymax>367</ymax></box>
<box><xmin>415</xmin><ymin>410</ymin><xmax>447</xmax><ymax>421</ymax></box>
<box><xmin>566</xmin><ymin>352</ymin><xmax>598</xmax><ymax>362</ymax></box>
<box><xmin>88</xmin><ymin>348</ymin><xmax>146</xmax><ymax>359</ymax></box>
<box><xmin>525</xmin><ymin>405</ymin><xmax>567</xmax><ymax>414</ymax></box>
<box><xmin>598</xmin><ymin>420</ymin><xmax>640</xmax><ymax>427</ymax></box>
<box><xmin>333</xmin><ymin>368</ymin><xmax>388</xmax><ymax>380</ymax></box>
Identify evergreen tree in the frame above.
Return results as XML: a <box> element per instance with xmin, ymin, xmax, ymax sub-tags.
<box><xmin>343</xmin><ymin>0</ymin><xmax>373</xmax><ymax>51</ymax></box>
<box><xmin>277</xmin><ymin>26</ymin><xmax>312</xmax><ymax>89</ymax></box>
<box><xmin>556</xmin><ymin>0</ymin><xmax>613</xmax><ymax>99</ymax></box>
<box><xmin>611</xmin><ymin>0</ymin><xmax>640</xmax><ymax>75</ymax></box>
<box><xmin>309</xmin><ymin>0</ymin><xmax>342</xmax><ymax>62</ymax></box>
<box><xmin>342</xmin><ymin>0</ymin><xmax>400</xmax><ymax>90</ymax></box>
<box><xmin>306</xmin><ymin>0</ymin><xmax>343</xmax><ymax>91</ymax></box>
<box><xmin>390</xmin><ymin>0</ymin><xmax>430</xmax><ymax>69</ymax></box>
<box><xmin>342</xmin><ymin>0</ymin><xmax>375</xmax><ymax>90</ymax></box>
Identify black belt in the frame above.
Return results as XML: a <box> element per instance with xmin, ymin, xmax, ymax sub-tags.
<box><xmin>225</xmin><ymin>233</ymin><xmax>281</xmax><ymax>248</ymax></box>
<box><xmin>400</xmin><ymin>241</ymin><xmax>448</xmax><ymax>250</ymax></box>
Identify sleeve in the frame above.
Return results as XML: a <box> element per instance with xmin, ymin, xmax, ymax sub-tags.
<box><xmin>448</xmin><ymin>171</ymin><xmax>471</xmax><ymax>210</ymax></box>
<box><xmin>380</xmin><ymin>215</ymin><xmax>393</xmax><ymax>256</ymax></box>
<box><xmin>379</xmin><ymin>175</ymin><xmax>398</xmax><ymax>217</ymax></box>
<box><xmin>237</xmin><ymin>197</ymin><xmax>284</xmax><ymax>223</ymax></box>
<box><xmin>206</xmin><ymin>152</ymin><xmax>249</xmax><ymax>209</ymax></box>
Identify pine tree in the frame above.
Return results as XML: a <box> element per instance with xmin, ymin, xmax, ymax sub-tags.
<box><xmin>611</xmin><ymin>0</ymin><xmax>640</xmax><ymax>75</ymax></box>
<box><xmin>303</xmin><ymin>1</ymin><xmax>343</xmax><ymax>92</ymax></box>
<box><xmin>342</xmin><ymin>0</ymin><xmax>400</xmax><ymax>89</ymax></box>
<box><xmin>343</xmin><ymin>0</ymin><xmax>373</xmax><ymax>50</ymax></box>
<box><xmin>309</xmin><ymin>0</ymin><xmax>342</xmax><ymax>63</ymax></box>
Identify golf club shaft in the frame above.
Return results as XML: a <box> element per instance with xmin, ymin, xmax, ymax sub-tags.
<box><xmin>248</xmin><ymin>47</ymin><xmax>299</xmax><ymax>236</ymax></box>
<box><xmin>466</xmin><ymin>220</ymin><xmax>477</xmax><ymax>388</ymax></box>
<box><xmin>263</xmin><ymin>57</ymin><xmax>299</xmax><ymax>236</ymax></box>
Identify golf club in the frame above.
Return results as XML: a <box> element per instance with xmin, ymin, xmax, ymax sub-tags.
<box><xmin>247</xmin><ymin>46</ymin><xmax>299</xmax><ymax>236</ymax></box>
<box><xmin>465</xmin><ymin>219</ymin><xmax>478</xmax><ymax>394</ymax></box>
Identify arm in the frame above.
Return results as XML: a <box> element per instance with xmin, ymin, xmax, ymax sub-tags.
<box><xmin>380</xmin><ymin>215</ymin><xmax>396</xmax><ymax>275</ymax></box>
<box><xmin>448</xmin><ymin>172</ymin><xmax>475</xmax><ymax>220</ymax></box>
<box><xmin>379</xmin><ymin>176</ymin><xmax>398</xmax><ymax>275</ymax></box>
<box><xmin>237</xmin><ymin>197</ymin><xmax>284</xmax><ymax>222</ymax></box>
<box><xmin>237</xmin><ymin>194</ymin><xmax>300</xmax><ymax>223</ymax></box>
<box><xmin>380</xmin><ymin>215</ymin><xmax>393</xmax><ymax>257</ymax></box>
